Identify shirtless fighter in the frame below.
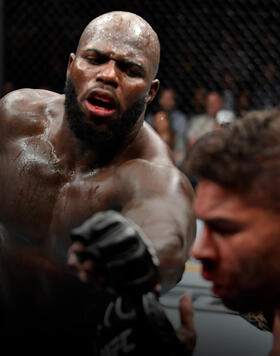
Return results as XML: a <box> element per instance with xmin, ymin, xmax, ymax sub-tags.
<box><xmin>0</xmin><ymin>11</ymin><xmax>196</xmax><ymax>354</ymax></box>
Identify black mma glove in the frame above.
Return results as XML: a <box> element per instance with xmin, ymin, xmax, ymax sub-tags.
<box><xmin>70</xmin><ymin>211</ymin><xmax>191</xmax><ymax>355</ymax></box>
<box><xmin>70</xmin><ymin>210</ymin><xmax>160</xmax><ymax>295</ymax></box>
<box><xmin>93</xmin><ymin>292</ymin><xmax>189</xmax><ymax>356</ymax></box>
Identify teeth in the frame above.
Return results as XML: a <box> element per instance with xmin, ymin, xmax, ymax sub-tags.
<box><xmin>89</xmin><ymin>97</ymin><xmax>114</xmax><ymax>109</ymax></box>
<box><xmin>95</xmin><ymin>95</ymin><xmax>110</xmax><ymax>103</ymax></box>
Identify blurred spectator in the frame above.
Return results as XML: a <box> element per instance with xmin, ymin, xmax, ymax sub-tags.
<box><xmin>189</xmin><ymin>87</ymin><xmax>207</xmax><ymax>116</ymax></box>
<box><xmin>252</xmin><ymin>62</ymin><xmax>280</xmax><ymax>110</ymax></box>
<box><xmin>221</xmin><ymin>71</ymin><xmax>238</xmax><ymax>112</ymax></box>
<box><xmin>216</xmin><ymin>109</ymin><xmax>236</xmax><ymax>125</ymax></box>
<box><xmin>145</xmin><ymin>88</ymin><xmax>188</xmax><ymax>136</ymax></box>
<box><xmin>182</xmin><ymin>92</ymin><xmax>235</xmax><ymax>188</ymax></box>
<box><xmin>153</xmin><ymin>111</ymin><xmax>186</xmax><ymax>168</ymax></box>
<box><xmin>187</xmin><ymin>92</ymin><xmax>235</xmax><ymax>150</ymax></box>
<box><xmin>153</xmin><ymin>111</ymin><xmax>174</xmax><ymax>148</ymax></box>
<box><xmin>236</xmin><ymin>89</ymin><xmax>253</xmax><ymax>118</ymax></box>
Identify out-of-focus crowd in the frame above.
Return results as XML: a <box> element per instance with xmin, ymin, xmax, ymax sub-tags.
<box><xmin>145</xmin><ymin>65</ymin><xmax>280</xmax><ymax>186</ymax></box>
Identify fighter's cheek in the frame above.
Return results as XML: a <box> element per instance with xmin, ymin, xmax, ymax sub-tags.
<box><xmin>70</xmin><ymin>67</ymin><xmax>96</xmax><ymax>89</ymax></box>
<box><xmin>121</xmin><ymin>91</ymin><xmax>146</xmax><ymax>113</ymax></box>
<box><xmin>221</xmin><ymin>259</ymin><xmax>242</xmax><ymax>281</ymax></box>
<box><xmin>73</xmin><ymin>59</ymin><xmax>94</xmax><ymax>72</ymax></box>
<box><xmin>123</xmin><ymin>78</ymin><xmax>148</xmax><ymax>97</ymax></box>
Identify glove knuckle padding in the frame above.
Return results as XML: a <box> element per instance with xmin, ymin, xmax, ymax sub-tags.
<box><xmin>70</xmin><ymin>211</ymin><xmax>123</xmax><ymax>245</ymax></box>
<box><xmin>70</xmin><ymin>210</ymin><xmax>160</xmax><ymax>294</ymax></box>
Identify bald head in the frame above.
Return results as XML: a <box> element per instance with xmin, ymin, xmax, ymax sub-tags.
<box><xmin>77</xmin><ymin>11</ymin><xmax>160</xmax><ymax>77</ymax></box>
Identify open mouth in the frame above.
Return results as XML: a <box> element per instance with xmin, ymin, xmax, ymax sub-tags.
<box><xmin>87</xmin><ymin>96</ymin><xmax>116</xmax><ymax>111</ymax></box>
<box><xmin>85</xmin><ymin>90</ymin><xmax>118</xmax><ymax>119</ymax></box>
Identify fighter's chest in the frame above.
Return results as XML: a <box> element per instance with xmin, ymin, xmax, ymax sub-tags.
<box><xmin>49</xmin><ymin>168</ymin><xmax>129</xmax><ymax>236</ymax></box>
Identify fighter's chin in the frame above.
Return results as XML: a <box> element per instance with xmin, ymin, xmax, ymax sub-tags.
<box><xmin>212</xmin><ymin>284</ymin><xmax>253</xmax><ymax>312</ymax></box>
<box><xmin>85</xmin><ymin>119</ymin><xmax>111</xmax><ymax>134</ymax></box>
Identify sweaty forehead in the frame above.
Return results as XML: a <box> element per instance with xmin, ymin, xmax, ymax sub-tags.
<box><xmin>95</xmin><ymin>16</ymin><xmax>149</xmax><ymax>43</ymax></box>
<box><xmin>78</xmin><ymin>13</ymin><xmax>159</xmax><ymax>70</ymax></box>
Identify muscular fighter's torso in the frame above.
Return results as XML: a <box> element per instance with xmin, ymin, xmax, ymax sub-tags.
<box><xmin>0</xmin><ymin>89</ymin><xmax>182</xmax><ymax>263</ymax></box>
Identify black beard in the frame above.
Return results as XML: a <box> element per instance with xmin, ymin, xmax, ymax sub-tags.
<box><xmin>63</xmin><ymin>77</ymin><xmax>146</xmax><ymax>163</ymax></box>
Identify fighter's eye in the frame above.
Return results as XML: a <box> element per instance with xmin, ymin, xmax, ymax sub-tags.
<box><xmin>87</xmin><ymin>56</ymin><xmax>107</xmax><ymax>65</ymax></box>
<box><xmin>118</xmin><ymin>62</ymin><xmax>143</xmax><ymax>78</ymax></box>
<box><xmin>211</xmin><ymin>225</ymin><xmax>243</xmax><ymax>238</ymax></box>
<box><xmin>126</xmin><ymin>68</ymin><xmax>142</xmax><ymax>77</ymax></box>
<box><xmin>207</xmin><ymin>220</ymin><xmax>243</xmax><ymax>238</ymax></box>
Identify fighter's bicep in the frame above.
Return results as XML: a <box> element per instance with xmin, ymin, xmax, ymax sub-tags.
<box><xmin>114</xmin><ymin>160</ymin><xmax>195</xmax><ymax>243</ymax></box>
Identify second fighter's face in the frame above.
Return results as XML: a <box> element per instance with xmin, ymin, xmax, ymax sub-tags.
<box><xmin>191</xmin><ymin>179</ymin><xmax>280</xmax><ymax>312</ymax></box>
<box><xmin>66</xmin><ymin>25</ymin><xmax>158</xmax><ymax>142</ymax></box>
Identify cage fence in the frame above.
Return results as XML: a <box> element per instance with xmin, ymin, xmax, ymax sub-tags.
<box><xmin>2</xmin><ymin>0</ymin><xmax>280</xmax><ymax>116</ymax></box>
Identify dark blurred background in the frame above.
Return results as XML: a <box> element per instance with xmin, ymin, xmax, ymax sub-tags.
<box><xmin>1</xmin><ymin>0</ymin><xmax>280</xmax><ymax>114</ymax></box>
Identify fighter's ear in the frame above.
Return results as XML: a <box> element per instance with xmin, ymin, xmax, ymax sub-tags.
<box><xmin>147</xmin><ymin>79</ymin><xmax>160</xmax><ymax>104</ymax></box>
<box><xmin>66</xmin><ymin>53</ymin><xmax>76</xmax><ymax>75</ymax></box>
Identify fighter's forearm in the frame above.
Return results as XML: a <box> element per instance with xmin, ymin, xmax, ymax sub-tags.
<box><xmin>121</xmin><ymin>197</ymin><xmax>196</xmax><ymax>292</ymax></box>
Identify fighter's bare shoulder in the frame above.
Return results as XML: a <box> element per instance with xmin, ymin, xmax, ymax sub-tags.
<box><xmin>136</xmin><ymin>122</ymin><xmax>175</xmax><ymax>164</ymax></box>
<box><xmin>118</xmin><ymin>157</ymin><xmax>192</xmax><ymax>198</ymax></box>
<box><xmin>116</xmin><ymin>123</ymin><xmax>194</xmax><ymax>199</ymax></box>
<box><xmin>0</xmin><ymin>89</ymin><xmax>63</xmax><ymax>139</ymax></box>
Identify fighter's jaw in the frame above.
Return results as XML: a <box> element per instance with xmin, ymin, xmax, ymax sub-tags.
<box><xmin>211</xmin><ymin>282</ymin><xmax>237</xmax><ymax>299</ymax></box>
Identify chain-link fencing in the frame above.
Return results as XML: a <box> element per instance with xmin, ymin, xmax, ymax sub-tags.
<box><xmin>2</xmin><ymin>0</ymin><xmax>280</xmax><ymax>115</ymax></box>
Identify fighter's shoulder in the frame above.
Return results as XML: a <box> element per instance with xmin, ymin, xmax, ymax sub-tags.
<box><xmin>0</xmin><ymin>89</ymin><xmax>61</xmax><ymax>136</ymax></box>
<box><xmin>115</xmin><ymin>123</ymin><xmax>194</xmax><ymax>196</ymax></box>
<box><xmin>0</xmin><ymin>88</ymin><xmax>59</xmax><ymax>115</ymax></box>
<box><xmin>117</xmin><ymin>153</ymin><xmax>193</xmax><ymax>198</ymax></box>
<box><xmin>139</xmin><ymin>122</ymin><xmax>174</xmax><ymax>163</ymax></box>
